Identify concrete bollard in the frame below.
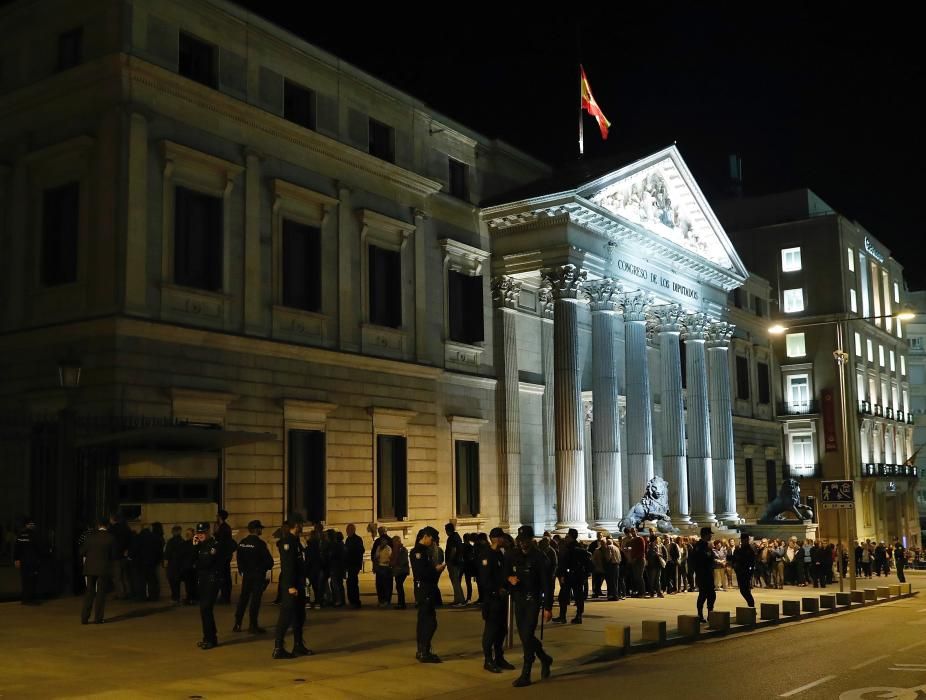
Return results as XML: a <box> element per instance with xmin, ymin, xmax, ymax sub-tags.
<box><xmin>820</xmin><ymin>594</ymin><xmax>836</xmax><ymax>610</ymax></box>
<box><xmin>677</xmin><ymin>615</ymin><xmax>701</xmax><ymax>639</ymax></box>
<box><xmin>760</xmin><ymin>603</ymin><xmax>780</xmax><ymax>621</ymax></box>
<box><xmin>782</xmin><ymin>599</ymin><xmax>801</xmax><ymax>616</ymax></box>
<box><xmin>889</xmin><ymin>584</ymin><xmax>901</xmax><ymax>597</ymax></box>
<box><xmin>604</xmin><ymin>624</ymin><xmax>631</xmax><ymax>651</ymax></box>
<box><xmin>736</xmin><ymin>607</ymin><xmax>757</xmax><ymax>626</ymax></box>
<box><xmin>901</xmin><ymin>583</ymin><xmax>913</xmax><ymax>595</ymax></box>
<box><xmin>836</xmin><ymin>592</ymin><xmax>852</xmax><ymax>606</ymax></box>
<box><xmin>863</xmin><ymin>588</ymin><xmax>878</xmax><ymax>602</ymax></box>
<box><xmin>642</xmin><ymin>620</ymin><xmax>666</xmax><ymax>645</ymax></box>
<box><xmin>801</xmin><ymin>597</ymin><xmax>820</xmax><ymax>613</ymax></box>
<box><xmin>851</xmin><ymin>590</ymin><xmax>866</xmax><ymax>605</ymax></box>
<box><xmin>708</xmin><ymin>610</ymin><xmax>731</xmax><ymax>633</ymax></box>
<box><xmin>876</xmin><ymin>587</ymin><xmax>890</xmax><ymax>600</ymax></box>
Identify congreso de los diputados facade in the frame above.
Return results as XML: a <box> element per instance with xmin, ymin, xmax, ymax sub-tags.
<box><xmin>9</xmin><ymin>0</ymin><xmax>916</xmax><ymax>595</ymax></box>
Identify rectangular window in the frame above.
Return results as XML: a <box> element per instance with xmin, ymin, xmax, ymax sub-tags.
<box><xmin>847</xmin><ymin>247</ymin><xmax>855</xmax><ymax>272</ymax></box>
<box><xmin>789</xmin><ymin>434</ymin><xmax>814</xmax><ymax>468</ymax></box>
<box><xmin>376</xmin><ymin>434</ymin><xmax>407</xmax><ymax>520</ymax></box>
<box><xmin>783</xmin><ymin>288</ymin><xmax>804</xmax><ymax>313</ymax></box>
<box><xmin>901</xmin><ymin>355</ymin><xmax>906</xmax><ymax>376</ymax></box>
<box><xmin>57</xmin><ymin>27</ymin><xmax>83</xmax><ymax>72</ymax></box>
<box><xmin>781</xmin><ymin>246</ymin><xmax>802</xmax><ymax>272</ymax></box>
<box><xmin>890</xmin><ymin>350</ymin><xmax>896</xmax><ymax>373</ymax></box>
<box><xmin>854</xmin><ymin>332</ymin><xmax>862</xmax><ymax>357</ymax></box>
<box><xmin>174</xmin><ymin>186</ymin><xmax>223</xmax><ymax>291</ymax></box>
<box><xmin>281</xmin><ymin>219</ymin><xmax>322</xmax><ymax>312</ymax></box>
<box><xmin>449</xmin><ymin>158</ymin><xmax>468</xmax><ymax>200</ymax></box>
<box><xmin>879</xmin><ymin>344</ymin><xmax>885</xmax><ymax>367</ymax></box>
<box><xmin>448</xmin><ymin>271</ymin><xmax>484</xmax><ymax>344</ymax></box>
<box><xmin>41</xmin><ymin>181</ymin><xmax>79</xmax><ymax>287</ymax></box>
<box><xmin>786</xmin><ymin>332</ymin><xmax>805</xmax><ymax>358</ymax></box>
<box><xmin>867</xmin><ymin>338</ymin><xmax>873</xmax><ymax>363</ymax></box>
<box><xmin>757</xmin><ymin>362</ymin><xmax>770</xmax><ymax>404</ymax></box>
<box><xmin>786</xmin><ymin>374</ymin><xmax>810</xmax><ymax>412</ymax></box>
<box><xmin>766</xmin><ymin>460</ymin><xmax>778</xmax><ymax>502</ymax></box>
<box><xmin>369</xmin><ymin>245</ymin><xmax>402</xmax><ymax>328</ymax></box>
<box><xmin>455</xmin><ymin>440</ymin><xmax>480</xmax><ymax>517</ymax></box>
<box><xmin>369</xmin><ymin>118</ymin><xmax>395</xmax><ymax>162</ymax></box>
<box><xmin>894</xmin><ymin>281</ymin><xmax>900</xmax><ymax>304</ymax></box>
<box><xmin>754</xmin><ymin>297</ymin><xmax>766</xmax><ymax>317</ymax></box>
<box><xmin>871</xmin><ymin>261</ymin><xmax>882</xmax><ymax>325</ymax></box>
<box><xmin>283</xmin><ymin>79</ymin><xmax>316</xmax><ymax>130</ymax></box>
<box><xmin>850</xmin><ymin>288</ymin><xmax>857</xmax><ymax>313</ymax></box>
<box><xmin>679</xmin><ymin>337</ymin><xmax>687</xmax><ymax>389</ymax></box>
<box><xmin>178</xmin><ymin>32</ymin><xmax>216</xmax><ymax>88</ymax></box>
<box><xmin>745</xmin><ymin>458</ymin><xmax>755</xmax><ymax>505</ymax></box>
<box><xmin>860</xmin><ymin>253</ymin><xmax>869</xmax><ymax>316</ymax></box>
<box><xmin>288</xmin><ymin>429</ymin><xmax>326</xmax><ymax>524</ymax></box>
<box><xmin>736</xmin><ymin>356</ymin><xmax>750</xmax><ymax>400</ymax></box>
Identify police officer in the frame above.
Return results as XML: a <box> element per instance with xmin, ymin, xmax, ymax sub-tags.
<box><xmin>13</xmin><ymin>517</ymin><xmax>41</xmax><ymax>605</ymax></box>
<box><xmin>692</xmin><ymin>526</ymin><xmax>716</xmax><ymax>623</ymax></box>
<box><xmin>233</xmin><ymin>520</ymin><xmax>274</xmax><ymax>633</ymax></box>
<box><xmin>553</xmin><ymin>528</ymin><xmax>588</xmax><ymax>624</ymax></box>
<box><xmin>478</xmin><ymin>527</ymin><xmax>515</xmax><ymax>673</ymax></box>
<box><xmin>505</xmin><ymin>525</ymin><xmax>553</xmax><ymax>687</ymax></box>
<box><xmin>411</xmin><ymin>527</ymin><xmax>445</xmax><ymax>663</ymax></box>
<box><xmin>194</xmin><ymin>522</ymin><xmax>223</xmax><ymax>649</ymax></box>
<box><xmin>273</xmin><ymin>519</ymin><xmax>312</xmax><ymax>659</ymax></box>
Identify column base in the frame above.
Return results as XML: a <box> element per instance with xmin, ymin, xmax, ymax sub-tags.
<box><xmin>716</xmin><ymin>512</ymin><xmax>743</xmax><ymax>528</ymax></box>
<box><xmin>555</xmin><ymin>520</ymin><xmax>590</xmax><ymax>536</ymax></box>
<box><xmin>592</xmin><ymin>520</ymin><xmax>622</xmax><ymax>535</ymax></box>
<box><xmin>690</xmin><ymin>513</ymin><xmax>718</xmax><ymax>527</ymax></box>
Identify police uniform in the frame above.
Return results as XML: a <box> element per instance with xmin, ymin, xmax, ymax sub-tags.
<box><xmin>692</xmin><ymin>529</ymin><xmax>716</xmax><ymax>622</ymax></box>
<box><xmin>505</xmin><ymin>526</ymin><xmax>553</xmax><ymax>687</ymax></box>
<box><xmin>194</xmin><ymin>523</ymin><xmax>223</xmax><ymax>649</ymax></box>
<box><xmin>274</xmin><ymin>528</ymin><xmax>311</xmax><ymax>658</ymax></box>
<box><xmin>234</xmin><ymin>521</ymin><xmax>274</xmax><ymax>632</ymax></box>
<box><xmin>477</xmin><ymin>528</ymin><xmax>513</xmax><ymax>672</ymax></box>
<box><xmin>13</xmin><ymin>522</ymin><xmax>40</xmax><ymax>605</ymax></box>
<box><xmin>411</xmin><ymin>529</ymin><xmax>441</xmax><ymax>662</ymax></box>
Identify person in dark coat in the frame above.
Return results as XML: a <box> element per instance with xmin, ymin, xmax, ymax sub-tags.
<box><xmin>107</xmin><ymin>513</ymin><xmax>133</xmax><ymax>600</ymax></box>
<box><xmin>273</xmin><ymin>519</ymin><xmax>312</xmax><ymax>659</ymax></box>
<box><xmin>164</xmin><ymin>525</ymin><xmax>185</xmax><ymax>604</ymax></box>
<box><xmin>692</xmin><ymin>527</ymin><xmax>716</xmax><ymax>623</ymax></box>
<box><xmin>344</xmin><ymin>523</ymin><xmax>365</xmax><ymax>608</ymax></box>
<box><xmin>732</xmin><ymin>532</ymin><xmax>756</xmax><ymax>607</ymax></box>
<box><xmin>215</xmin><ymin>510</ymin><xmax>235</xmax><ymax>604</ymax></box>
<box><xmin>328</xmin><ymin>530</ymin><xmax>346</xmax><ymax>608</ymax></box>
<box><xmin>180</xmin><ymin>528</ymin><xmax>197</xmax><ymax>604</ymax></box>
<box><xmin>14</xmin><ymin>517</ymin><xmax>42</xmax><ymax>605</ymax></box>
<box><xmin>411</xmin><ymin>526</ymin><xmax>445</xmax><ymax>663</ymax></box>
<box><xmin>194</xmin><ymin>522</ymin><xmax>223</xmax><ymax>649</ymax></box>
<box><xmin>80</xmin><ymin>517</ymin><xmax>114</xmax><ymax>624</ymax></box>
<box><xmin>478</xmin><ymin>527</ymin><xmax>515</xmax><ymax>674</ymax></box>
<box><xmin>234</xmin><ymin>520</ymin><xmax>274</xmax><ymax>633</ymax></box>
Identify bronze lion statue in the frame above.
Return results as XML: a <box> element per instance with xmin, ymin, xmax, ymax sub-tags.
<box><xmin>620</xmin><ymin>476</ymin><xmax>679</xmax><ymax>533</ymax></box>
<box><xmin>758</xmin><ymin>478</ymin><xmax>814</xmax><ymax>523</ymax></box>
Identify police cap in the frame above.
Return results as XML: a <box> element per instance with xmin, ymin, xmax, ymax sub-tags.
<box><xmin>196</xmin><ymin>522</ymin><xmax>211</xmax><ymax>533</ymax></box>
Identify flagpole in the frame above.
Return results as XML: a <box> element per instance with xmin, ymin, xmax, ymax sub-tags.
<box><xmin>579</xmin><ymin>64</ymin><xmax>584</xmax><ymax>157</ymax></box>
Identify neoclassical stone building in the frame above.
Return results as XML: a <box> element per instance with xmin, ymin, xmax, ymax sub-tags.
<box><xmin>0</xmin><ymin>0</ymin><xmax>775</xmax><ymax>597</ymax></box>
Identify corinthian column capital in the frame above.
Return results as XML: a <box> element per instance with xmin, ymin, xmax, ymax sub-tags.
<box><xmin>681</xmin><ymin>312</ymin><xmax>710</xmax><ymax>341</ymax></box>
<box><xmin>491</xmin><ymin>276</ymin><xmax>521</xmax><ymax>309</ymax></box>
<box><xmin>707</xmin><ymin>321</ymin><xmax>735</xmax><ymax>347</ymax></box>
<box><xmin>619</xmin><ymin>291</ymin><xmax>653</xmax><ymax>322</ymax></box>
<box><xmin>538</xmin><ymin>288</ymin><xmax>554</xmax><ymax>319</ymax></box>
<box><xmin>541</xmin><ymin>264</ymin><xmax>587</xmax><ymax>301</ymax></box>
<box><xmin>650</xmin><ymin>303</ymin><xmax>685</xmax><ymax>333</ymax></box>
<box><xmin>584</xmin><ymin>278</ymin><xmax>622</xmax><ymax>312</ymax></box>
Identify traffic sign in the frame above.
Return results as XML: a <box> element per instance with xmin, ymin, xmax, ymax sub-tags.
<box><xmin>821</xmin><ymin>480</ymin><xmax>855</xmax><ymax>509</ymax></box>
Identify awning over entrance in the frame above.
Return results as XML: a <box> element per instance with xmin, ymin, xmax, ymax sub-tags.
<box><xmin>76</xmin><ymin>425</ymin><xmax>276</xmax><ymax>450</ymax></box>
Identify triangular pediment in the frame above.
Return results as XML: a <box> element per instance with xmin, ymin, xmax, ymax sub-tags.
<box><xmin>577</xmin><ymin>146</ymin><xmax>747</xmax><ymax>277</ymax></box>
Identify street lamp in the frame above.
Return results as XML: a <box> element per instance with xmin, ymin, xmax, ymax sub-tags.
<box><xmin>768</xmin><ymin>308</ymin><xmax>917</xmax><ymax>592</ymax></box>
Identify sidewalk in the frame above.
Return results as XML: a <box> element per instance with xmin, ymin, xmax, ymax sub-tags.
<box><xmin>0</xmin><ymin>570</ymin><xmax>920</xmax><ymax>699</ymax></box>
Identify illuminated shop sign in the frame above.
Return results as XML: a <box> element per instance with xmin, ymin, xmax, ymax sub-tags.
<box><xmin>864</xmin><ymin>236</ymin><xmax>885</xmax><ymax>263</ymax></box>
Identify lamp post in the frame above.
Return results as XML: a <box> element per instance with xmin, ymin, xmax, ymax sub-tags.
<box><xmin>769</xmin><ymin>307</ymin><xmax>915</xmax><ymax>593</ymax></box>
<box><xmin>56</xmin><ymin>358</ymin><xmax>81</xmax><ymax>595</ymax></box>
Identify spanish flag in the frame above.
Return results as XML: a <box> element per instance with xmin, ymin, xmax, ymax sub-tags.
<box><xmin>580</xmin><ymin>65</ymin><xmax>611</xmax><ymax>141</ymax></box>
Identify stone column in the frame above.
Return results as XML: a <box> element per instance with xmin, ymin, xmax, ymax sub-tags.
<box><xmin>708</xmin><ymin>322</ymin><xmax>740</xmax><ymax>527</ymax></box>
<box><xmin>586</xmin><ymin>279</ymin><xmax>623</xmax><ymax>531</ymax></box>
<box><xmin>243</xmin><ymin>149</ymin><xmax>262</xmax><ymax>334</ymax></box>
<box><xmin>491</xmin><ymin>276</ymin><xmax>522</xmax><ymax>530</ymax></box>
<box><xmin>683</xmin><ymin>313</ymin><xmax>716</xmax><ymax>524</ymax></box>
<box><xmin>542</xmin><ymin>264</ymin><xmax>588</xmax><ymax>533</ymax></box>
<box><xmin>539</xmin><ymin>289</ymin><xmax>556</xmax><ymax>529</ymax></box>
<box><xmin>652</xmin><ymin>304</ymin><xmax>690</xmax><ymax>525</ymax></box>
<box><xmin>621</xmin><ymin>291</ymin><xmax>655</xmax><ymax>505</ymax></box>
<box><xmin>125</xmin><ymin>112</ymin><xmax>148</xmax><ymax>316</ymax></box>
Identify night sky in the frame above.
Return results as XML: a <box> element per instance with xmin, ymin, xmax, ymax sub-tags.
<box><xmin>233</xmin><ymin>2</ymin><xmax>925</xmax><ymax>289</ymax></box>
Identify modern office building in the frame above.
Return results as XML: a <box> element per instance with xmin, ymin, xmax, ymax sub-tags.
<box><xmin>719</xmin><ymin>190</ymin><xmax>920</xmax><ymax>547</ymax></box>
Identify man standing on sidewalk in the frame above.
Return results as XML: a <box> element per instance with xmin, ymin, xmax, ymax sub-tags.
<box><xmin>344</xmin><ymin>523</ymin><xmax>364</xmax><ymax>608</ymax></box>
<box><xmin>894</xmin><ymin>538</ymin><xmax>907</xmax><ymax>583</ymax></box>
<box><xmin>233</xmin><ymin>520</ymin><xmax>273</xmax><ymax>634</ymax></box>
<box><xmin>80</xmin><ymin>517</ymin><xmax>114</xmax><ymax>624</ymax></box>
<box><xmin>732</xmin><ymin>532</ymin><xmax>756</xmax><ymax>607</ymax></box>
<box><xmin>13</xmin><ymin>517</ymin><xmax>41</xmax><ymax>605</ymax></box>
<box><xmin>411</xmin><ymin>527</ymin><xmax>445</xmax><ymax>663</ymax></box>
<box><xmin>445</xmin><ymin>522</ymin><xmax>466</xmax><ymax>606</ymax></box>
<box><xmin>478</xmin><ymin>527</ymin><xmax>515</xmax><ymax>674</ymax></box>
<box><xmin>273</xmin><ymin>519</ymin><xmax>313</xmax><ymax>659</ymax></box>
<box><xmin>194</xmin><ymin>522</ymin><xmax>223</xmax><ymax>650</ymax></box>
<box><xmin>692</xmin><ymin>526</ymin><xmax>716</xmax><ymax>623</ymax></box>
<box><xmin>506</xmin><ymin>526</ymin><xmax>553</xmax><ymax>688</ymax></box>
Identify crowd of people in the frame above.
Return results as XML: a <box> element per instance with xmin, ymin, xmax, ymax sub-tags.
<box><xmin>8</xmin><ymin>512</ymin><xmax>923</xmax><ymax>688</ymax></box>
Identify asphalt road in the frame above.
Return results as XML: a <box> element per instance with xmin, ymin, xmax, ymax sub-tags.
<box><xmin>493</xmin><ymin>594</ymin><xmax>926</xmax><ymax>700</ymax></box>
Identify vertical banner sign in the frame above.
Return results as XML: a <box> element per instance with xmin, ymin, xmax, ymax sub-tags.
<box><xmin>822</xmin><ymin>388</ymin><xmax>837</xmax><ymax>452</ymax></box>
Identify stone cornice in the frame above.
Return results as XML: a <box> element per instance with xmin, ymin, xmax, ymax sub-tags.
<box><xmin>359</xmin><ymin>209</ymin><xmax>416</xmax><ymax>236</ymax></box>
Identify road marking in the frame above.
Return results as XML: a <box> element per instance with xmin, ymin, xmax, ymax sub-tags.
<box><xmin>894</xmin><ymin>664</ymin><xmax>926</xmax><ymax>667</ymax></box>
<box><xmin>890</xmin><ymin>668</ymin><xmax>926</xmax><ymax>672</ymax></box>
<box><xmin>917</xmin><ymin>608</ymin><xmax>926</xmax><ymax>613</ymax></box>
<box><xmin>850</xmin><ymin>654</ymin><xmax>889</xmax><ymax>670</ymax></box>
<box><xmin>780</xmin><ymin>675</ymin><xmax>837</xmax><ymax>697</ymax></box>
<box><xmin>898</xmin><ymin>641</ymin><xmax>926</xmax><ymax>652</ymax></box>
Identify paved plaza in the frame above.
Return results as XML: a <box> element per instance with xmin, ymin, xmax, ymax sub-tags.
<box><xmin>0</xmin><ymin>570</ymin><xmax>919</xmax><ymax>699</ymax></box>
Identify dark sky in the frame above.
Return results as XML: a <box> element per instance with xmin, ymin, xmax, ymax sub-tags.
<box><xmin>233</xmin><ymin>2</ymin><xmax>926</xmax><ymax>289</ymax></box>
